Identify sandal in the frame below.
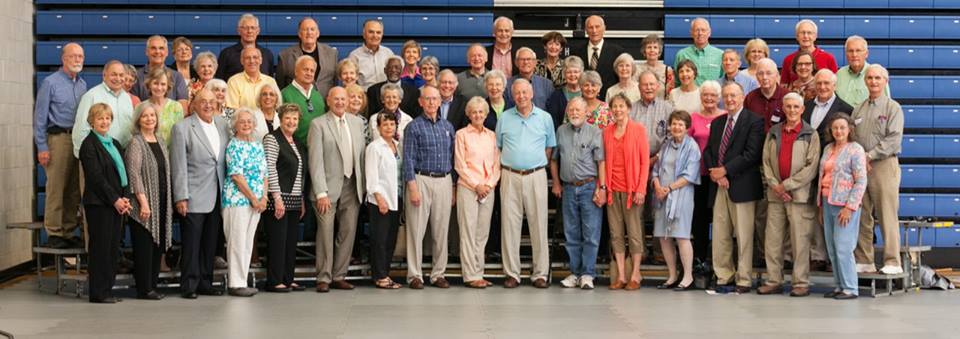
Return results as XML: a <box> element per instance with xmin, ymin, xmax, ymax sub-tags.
<box><xmin>375</xmin><ymin>278</ymin><xmax>401</xmax><ymax>289</ymax></box>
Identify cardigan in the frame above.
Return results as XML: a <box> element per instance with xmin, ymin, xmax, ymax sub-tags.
<box><xmin>603</xmin><ymin>120</ymin><xmax>650</xmax><ymax>208</ymax></box>
<box><xmin>125</xmin><ymin>133</ymin><xmax>173</xmax><ymax>250</ymax></box>
<box><xmin>818</xmin><ymin>141</ymin><xmax>868</xmax><ymax>210</ymax></box>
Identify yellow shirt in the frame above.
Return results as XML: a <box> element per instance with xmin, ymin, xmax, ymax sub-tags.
<box><xmin>226</xmin><ymin>72</ymin><xmax>277</xmax><ymax>110</ymax></box>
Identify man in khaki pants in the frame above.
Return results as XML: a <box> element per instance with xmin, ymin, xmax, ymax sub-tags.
<box><xmin>35</xmin><ymin>43</ymin><xmax>87</xmax><ymax>249</ymax></box>
<box><xmin>758</xmin><ymin>93</ymin><xmax>821</xmax><ymax>297</ymax></box>
<box><xmin>852</xmin><ymin>64</ymin><xmax>904</xmax><ymax>275</ymax></box>
<box><xmin>703</xmin><ymin>82</ymin><xmax>765</xmax><ymax>293</ymax></box>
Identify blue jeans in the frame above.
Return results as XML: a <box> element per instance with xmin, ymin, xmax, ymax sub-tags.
<box><xmin>823</xmin><ymin>203</ymin><xmax>862</xmax><ymax>295</ymax></box>
<box><xmin>562</xmin><ymin>181</ymin><xmax>602</xmax><ymax>277</ymax></box>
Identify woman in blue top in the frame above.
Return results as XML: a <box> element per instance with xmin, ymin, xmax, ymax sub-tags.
<box><xmin>651</xmin><ymin>110</ymin><xmax>701</xmax><ymax>291</ymax></box>
<box><xmin>222</xmin><ymin>108</ymin><xmax>267</xmax><ymax>297</ymax></box>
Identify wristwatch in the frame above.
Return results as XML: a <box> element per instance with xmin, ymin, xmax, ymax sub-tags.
<box><xmin>599</xmin><ymin>184</ymin><xmax>607</xmax><ymax>190</ymax></box>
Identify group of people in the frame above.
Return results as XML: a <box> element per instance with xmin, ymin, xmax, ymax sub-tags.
<box><xmin>33</xmin><ymin>12</ymin><xmax>902</xmax><ymax>303</ymax></box>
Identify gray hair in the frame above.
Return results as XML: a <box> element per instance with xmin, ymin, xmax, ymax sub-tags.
<box><xmin>494</xmin><ymin>16</ymin><xmax>514</xmax><ymax>30</ymax></box>
<box><xmin>386</xmin><ymin>55</ymin><xmax>403</xmax><ymax>67</ymax></box>
<box><xmin>815</xmin><ymin>68</ymin><xmax>837</xmax><ymax>84</ymax></box>
<box><xmin>420</xmin><ymin>55</ymin><xmax>439</xmax><ymax>70</ymax></box>
<box><xmin>700</xmin><ymin>80</ymin><xmax>721</xmax><ymax>95</ymax></box>
<box><xmin>783</xmin><ymin>92</ymin><xmax>805</xmax><ymax>105</ymax></box>
<box><xmin>795</xmin><ymin>19</ymin><xmax>818</xmax><ymax>34</ymax></box>
<box><xmin>132</xmin><ymin>102</ymin><xmax>162</xmax><ymax>136</ymax></box>
<box><xmin>721</xmin><ymin>81</ymin><xmax>744</xmax><ymax>95</ymax></box>
<box><xmin>515</xmin><ymin>47</ymin><xmax>536</xmax><ymax>61</ymax></box>
<box><xmin>865</xmin><ymin>63</ymin><xmax>889</xmax><ymax>81</ymax></box>
<box><xmin>380</xmin><ymin>82</ymin><xmax>404</xmax><ymax>101</ymax></box>
<box><xmin>145</xmin><ymin>35</ymin><xmax>167</xmax><ymax>47</ymax></box>
<box><xmin>103</xmin><ymin>60</ymin><xmax>124</xmax><ymax>74</ymax></box>
<box><xmin>466</xmin><ymin>43</ymin><xmax>488</xmax><ymax>59</ymax></box>
<box><xmin>193</xmin><ymin>51</ymin><xmax>218</xmax><ymax>72</ymax></box>
<box><xmin>612</xmin><ymin>53</ymin><xmax>637</xmax><ymax>78</ymax></box>
<box><xmin>465</xmin><ymin>96</ymin><xmax>489</xmax><ymax>115</ymax></box>
<box><xmin>567</xmin><ymin>96</ymin><xmax>587</xmax><ymax>110</ymax></box>
<box><xmin>845</xmin><ymin>35</ymin><xmax>868</xmax><ymax>51</ymax></box>
<box><xmin>691</xmin><ymin>17</ymin><xmax>710</xmax><ymax>29</ymax></box>
<box><xmin>237</xmin><ymin>13</ymin><xmax>259</xmax><ymax>27</ymax></box>
<box><xmin>204</xmin><ymin>78</ymin><xmax>228</xmax><ymax>91</ymax></box>
<box><xmin>231</xmin><ymin>108</ymin><xmax>255</xmax><ymax>136</ymax></box>
<box><xmin>483</xmin><ymin>69</ymin><xmax>506</xmax><ymax>86</ymax></box>
<box><xmin>123</xmin><ymin>63</ymin><xmax>137</xmax><ymax>76</ymax></box>
<box><xmin>255</xmin><ymin>83</ymin><xmax>283</xmax><ymax>109</ymax></box>
<box><xmin>722</xmin><ymin>48</ymin><xmax>741</xmax><ymax>60</ymax></box>
<box><xmin>579</xmin><ymin>70</ymin><xmax>603</xmax><ymax>88</ymax></box>
<box><xmin>295</xmin><ymin>55</ymin><xmax>317</xmax><ymax>69</ymax></box>
<box><xmin>638</xmin><ymin>70</ymin><xmax>658</xmax><ymax>83</ymax></box>
<box><xmin>511</xmin><ymin>77</ymin><xmax>532</xmax><ymax>91</ymax></box>
<box><xmin>439</xmin><ymin>69</ymin><xmax>457</xmax><ymax>82</ymax></box>
<box><xmin>757</xmin><ymin>58</ymin><xmax>779</xmax><ymax>74</ymax></box>
<box><xmin>563</xmin><ymin>55</ymin><xmax>584</xmax><ymax>71</ymax></box>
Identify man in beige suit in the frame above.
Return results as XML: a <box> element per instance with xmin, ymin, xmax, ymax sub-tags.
<box><xmin>276</xmin><ymin>17</ymin><xmax>338</xmax><ymax>98</ymax></box>
<box><xmin>308</xmin><ymin>86</ymin><xmax>366</xmax><ymax>292</ymax></box>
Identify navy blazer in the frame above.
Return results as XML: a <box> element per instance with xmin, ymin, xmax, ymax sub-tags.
<box><xmin>701</xmin><ymin>108</ymin><xmax>765</xmax><ymax>206</ymax></box>
<box><xmin>79</xmin><ymin>132</ymin><xmax>128</xmax><ymax>207</ymax></box>
<box><xmin>802</xmin><ymin>95</ymin><xmax>854</xmax><ymax>149</ymax></box>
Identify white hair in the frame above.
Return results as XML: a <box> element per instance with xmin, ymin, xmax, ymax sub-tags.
<box><xmin>494</xmin><ymin>16</ymin><xmax>514</xmax><ymax>30</ymax></box>
<box><xmin>515</xmin><ymin>47</ymin><xmax>537</xmax><ymax>61</ymax></box>
<box><xmin>845</xmin><ymin>35</ymin><xmax>868</xmax><ymax>51</ymax></box>
<box><xmin>795</xmin><ymin>19</ymin><xmax>818</xmax><ymax>34</ymax></box>
<box><xmin>815</xmin><ymin>68</ymin><xmax>837</xmax><ymax>84</ymax></box>
<box><xmin>700</xmin><ymin>80</ymin><xmax>721</xmax><ymax>95</ymax></box>
<box><xmin>238</xmin><ymin>13</ymin><xmax>259</xmax><ymax>27</ymax></box>
<box><xmin>757</xmin><ymin>58</ymin><xmax>779</xmax><ymax>73</ymax></box>
<box><xmin>691</xmin><ymin>17</ymin><xmax>710</xmax><ymax>29</ymax></box>
<box><xmin>865</xmin><ymin>63</ymin><xmax>889</xmax><ymax>81</ymax></box>
<box><xmin>782</xmin><ymin>92</ymin><xmax>804</xmax><ymax>105</ymax></box>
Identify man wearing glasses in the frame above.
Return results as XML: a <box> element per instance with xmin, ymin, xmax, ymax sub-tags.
<box><xmin>779</xmin><ymin>20</ymin><xmax>838</xmax><ymax>86</ymax></box>
<box><xmin>504</xmin><ymin>47</ymin><xmax>554</xmax><ymax>110</ymax></box>
<box><xmin>217</xmin><ymin>13</ymin><xmax>275</xmax><ymax>80</ymax></box>
<box><xmin>283</xmin><ymin>55</ymin><xmax>326</xmax><ymax>144</ymax></box>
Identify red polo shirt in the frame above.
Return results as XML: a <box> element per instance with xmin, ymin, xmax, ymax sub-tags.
<box><xmin>744</xmin><ymin>86</ymin><xmax>790</xmax><ymax>132</ymax></box>
<box><xmin>778</xmin><ymin>121</ymin><xmax>801</xmax><ymax>181</ymax></box>
<box><xmin>780</xmin><ymin>47</ymin><xmax>839</xmax><ymax>85</ymax></box>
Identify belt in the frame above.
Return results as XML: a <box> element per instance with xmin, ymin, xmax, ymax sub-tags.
<box><xmin>564</xmin><ymin>177</ymin><xmax>596</xmax><ymax>187</ymax></box>
<box><xmin>502</xmin><ymin>165</ymin><xmax>545</xmax><ymax>176</ymax></box>
<box><xmin>47</xmin><ymin>126</ymin><xmax>72</xmax><ymax>135</ymax></box>
<box><xmin>415</xmin><ymin>170</ymin><xmax>449</xmax><ymax>178</ymax></box>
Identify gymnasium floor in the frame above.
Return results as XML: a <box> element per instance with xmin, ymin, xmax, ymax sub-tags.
<box><xmin>0</xmin><ymin>276</ymin><xmax>957</xmax><ymax>339</ymax></box>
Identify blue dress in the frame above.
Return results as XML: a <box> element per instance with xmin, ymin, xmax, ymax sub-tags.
<box><xmin>653</xmin><ymin>136</ymin><xmax>701</xmax><ymax>238</ymax></box>
<box><xmin>222</xmin><ymin>138</ymin><xmax>267</xmax><ymax>208</ymax></box>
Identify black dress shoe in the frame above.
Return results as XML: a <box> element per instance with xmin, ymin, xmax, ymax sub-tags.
<box><xmin>265</xmin><ymin>285</ymin><xmax>292</xmax><ymax>293</ymax></box>
<box><xmin>673</xmin><ymin>282</ymin><xmax>694</xmax><ymax>291</ymax></box>
<box><xmin>89</xmin><ymin>297</ymin><xmax>120</xmax><ymax>304</ymax></box>
<box><xmin>289</xmin><ymin>284</ymin><xmax>305</xmax><ymax>291</ymax></box>
<box><xmin>138</xmin><ymin>291</ymin><xmax>165</xmax><ymax>300</ymax></box>
<box><xmin>834</xmin><ymin>292</ymin><xmax>858</xmax><ymax>300</ymax></box>
<box><xmin>657</xmin><ymin>280</ymin><xmax>679</xmax><ymax>289</ymax></box>
<box><xmin>181</xmin><ymin>292</ymin><xmax>198</xmax><ymax>299</ymax></box>
<box><xmin>823</xmin><ymin>291</ymin><xmax>841</xmax><ymax>298</ymax></box>
<box><xmin>197</xmin><ymin>288</ymin><xmax>223</xmax><ymax>296</ymax></box>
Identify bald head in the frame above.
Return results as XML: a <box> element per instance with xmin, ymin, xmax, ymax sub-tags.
<box><xmin>755</xmin><ymin>58</ymin><xmax>780</xmax><ymax>91</ymax></box>
<box><xmin>327</xmin><ymin>87</ymin><xmax>348</xmax><ymax>116</ymax></box>
<box><xmin>814</xmin><ymin>69</ymin><xmax>837</xmax><ymax>102</ymax></box>
<box><xmin>241</xmin><ymin>46</ymin><xmax>262</xmax><ymax>75</ymax></box>
<box><xmin>585</xmin><ymin>15</ymin><xmax>606</xmax><ymax>44</ymax></box>
<box><xmin>193</xmin><ymin>88</ymin><xmax>217</xmax><ymax>122</ymax></box>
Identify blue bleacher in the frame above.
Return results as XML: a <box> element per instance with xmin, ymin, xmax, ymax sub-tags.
<box><xmin>316</xmin><ymin>12</ymin><xmax>359</xmax><ymax>36</ymax></box>
<box><xmin>933</xmin><ymin>166</ymin><xmax>960</xmax><ymax>188</ymax></box>
<box><xmin>754</xmin><ymin>15</ymin><xmax>797</xmax><ymax>39</ymax></box>
<box><xmin>935</xmin><ymin>194</ymin><xmax>960</xmax><ymax>217</ymax></box>
<box><xmin>900</xmin><ymin>194</ymin><xmax>936</xmax><ymax>217</ymax></box>
<box><xmin>933</xmin><ymin>106</ymin><xmax>960</xmax><ymax>128</ymax></box>
<box><xmin>903</xmin><ymin>105</ymin><xmax>934</xmax><ymax>128</ymax></box>
<box><xmin>664</xmin><ymin>14</ymin><xmax>960</xmax><ymax>40</ymax></box>
<box><xmin>936</xmin><ymin>228</ymin><xmax>960</xmax><ymax>248</ymax></box>
<box><xmin>901</xmin><ymin>165</ymin><xmax>933</xmax><ymax>188</ymax></box>
<box><xmin>901</xmin><ymin>135</ymin><xmax>934</xmax><ymax>158</ymax></box>
<box><xmin>129</xmin><ymin>11</ymin><xmax>175</xmax><ymax>35</ymax></box>
<box><xmin>664</xmin><ymin>0</ymin><xmax>946</xmax><ymax>7</ymax></box>
<box><xmin>934</xmin><ymin>135</ymin><xmax>960</xmax><ymax>158</ymax></box>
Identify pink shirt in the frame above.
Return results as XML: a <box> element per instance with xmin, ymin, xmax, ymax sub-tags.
<box><xmin>492</xmin><ymin>46</ymin><xmax>513</xmax><ymax>77</ymax></box>
<box><xmin>688</xmin><ymin>111</ymin><xmax>725</xmax><ymax>173</ymax></box>
<box><xmin>454</xmin><ymin>126</ymin><xmax>501</xmax><ymax>191</ymax></box>
<box><xmin>820</xmin><ymin>147</ymin><xmax>839</xmax><ymax>199</ymax></box>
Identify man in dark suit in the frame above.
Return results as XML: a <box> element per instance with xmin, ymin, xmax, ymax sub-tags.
<box><xmin>702</xmin><ymin>82</ymin><xmax>764</xmax><ymax>293</ymax></box>
<box><xmin>438</xmin><ymin>69</ymin><xmax>468</xmax><ymax>129</ymax></box>
<box><xmin>486</xmin><ymin>16</ymin><xmax>519</xmax><ymax>77</ymax></box>
<box><xmin>803</xmin><ymin>69</ymin><xmax>854</xmax><ymax>149</ymax></box>
<box><xmin>276</xmin><ymin>17</ymin><xmax>338</xmax><ymax>98</ymax></box>
<box><xmin>366</xmin><ymin>56</ymin><xmax>420</xmax><ymax>118</ymax></box>
<box><xmin>801</xmin><ymin>68</ymin><xmax>854</xmax><ymax>272</ymax></box>
<box><xmin>574</xmin><ymin>15</ymin><xmax>625</xmax><ymax>100</ymax></box>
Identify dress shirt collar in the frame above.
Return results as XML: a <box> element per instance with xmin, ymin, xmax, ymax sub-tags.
<box><xmin>815</xmin><ymin>93</ymin><xmax>836</xmax><ymax>108</ymax></box>
<box><xmin>292</xmin><ymin>81</ymin><xmax>313</xmax><ymax>98</ymax></box>
<box><xmin>495</xmin><ymin>44</ymin><xmax>512</xmax><ymax>55</ymax></box>
<box><xmin>242</xmin><ymin>71</ymin><xmax>262</xmax><ymax>83</ymax></box>
<box><xmin>588</xmin><ymin>39</ymin><xmax>605</xmax><ymax>52</ymax></box>
<box><xmin>363</xmin><ymin>44</ymin><xmax>382</xmax><ymax>54</ymax></box>
<box><xmin>783</xmin><ymin>120</ymin><xmax>801</xmax><ymax>133</ymax></box>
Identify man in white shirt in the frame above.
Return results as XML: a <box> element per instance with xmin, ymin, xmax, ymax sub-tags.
<box><xmin>349</xmin><ymin>19</ymin><xmax>394</xmax><ymax>89</ymax></box>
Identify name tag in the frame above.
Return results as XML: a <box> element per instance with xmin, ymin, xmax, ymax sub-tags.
<box><xmin>771</xmin><ymin>115</ymin><xmax>781</xmax><ymax>123</ymax></box>
<box><xmin>855</xmin><ymin>118</ymin><xmax>864</xmax><ymax>125</ymax></box>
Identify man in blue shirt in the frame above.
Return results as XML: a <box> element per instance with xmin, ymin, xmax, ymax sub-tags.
<box><xmin>35</xmin><ymin>42</ymin><xmax>87</xmax><ymax>249</ymax></box>
<box><xmin>402</xmin><ymin>85</ymin><xmax>456</xmax><ymax>289</ymax></box>
<box><xmin>496</xmin><ymin>78</ymin><xmax>556</xmax><ymax>288</ymax></box>
<box><xmin>504</xmin><ymin>47</ymin><xmax>554</xmax><ymax>111</ymax></box>
<box><xmin>718</xmin><ymin>49</ymin><xmax>758</xmax><ymax>108</ymax></box>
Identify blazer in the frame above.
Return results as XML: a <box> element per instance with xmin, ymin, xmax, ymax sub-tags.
<box><xmin>702</xmin><ymin>108</ymin><xmax>765</xmax><ymax>206</ymax></box>
<box><xmin>574</xmin><ymin>40</ymin><xmax>626</xmax><ymax>100</ymax></box>
<box><xmin>485</xmin><ymin>44</ymin><xmax>519</xmax><ymax>77</ymax></box>
<box><xmin>441</xmin><ymin>94</ymin><xmax>468</xmax><ymax>130</ymax></box>
<box><xmin>307</xmin><ymin>112</ymin><xmax>366</xmax><ymax>203</ymax></box>
<box><xmin>276</xmin><ymin>43</ymin><xmax>339</xmax><ymax>99</ymax></box>
<box><xmin>79</xmin><ymin>132</ymin><xmax>129</xmax><ymax>207</ymax></box>
<box><xmin>366</xmin><ymin>81</ymin><xmax>422</xmax><ymax>119</ymax></box>
<box><xmin>761</xmin><ymin>121</ymin><xmax>821</xmax><ymax>204</ymax></box>
<box><xmin>545</xmin><ymin>89</ymin><xmax>569</xmax><ymax>131</ymax></box>
<box><xmin>479</xmin><ymin>97</ymin><xmax>500</xmax><ymax>131</ymax></box>
<box><xmin>169</xmin><ymin>114</ymin><xmax>230</xmax><ymax>214</ymax></box>
<box><xmin>802</xmin><ymin>95</ymin><xmax>854</xmax><ymax>149</ymax></box>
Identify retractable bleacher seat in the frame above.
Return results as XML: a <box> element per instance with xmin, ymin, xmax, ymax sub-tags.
<box><xmin>900</xmin><ymin>194</ymin><xmax>935</xmax><ymax>217</ymax></box>
<box><xmin>933</xmin><ymin>77</ymin><xmax>960</xmax><ymax>99</ymax></box>
<box><xmin>935</xmin><ymin>228</ymin><xmax>960</xmax><ymax>248</ymax></box>
<box><xmin>935</xmin><ymin>194</ymin><xmax>960</xmax><ymax>217</ymax></box>
<box><xmin>934</xmin><ymin>16</ymin><xmax>960</xmax><ymax>39</ymax></box>
<box><xmin>934</xmin><ymin>135</ymin><xmax>960</xmax><ymax>158</ymax></box>
<box><xmin>711</xmin><ymin>15</ymin><xmax>754</xmax><ymax>38</ymax></box>
<box><xmin>846</xmin><ymin>0</ymin><xmax>888</xmax><ymax>8</ymax></box>
<box><xmin>901</xmin><ymin>165</ymin><xmax>933</xmax><ymax>188</ymax></box>
<box><xmin>264</xmin><ymin>12</ymin><xmax>306</xmax><ymax>36</ymax></box>
<box><xmin>403</xmin><ymin>13</ymin><xmax>449</xmax><ymax>37</ymax></box>
<box><xmin>901</xmin><ymin>135</ymin><xmax>934</xmax><ymax>158</ymax></box>
<box><xmin>754</xmin><ymin>15</ymin><xmax>797</xmax><ymax>39</ymax></box>
<box><xmin>37</xmin><ymin>11</ymin><xmax>82</xmax><ymax>35</ymax></box>
<box><xmin>888</xmin><ymin>46</ymin><xmax>933</xmax><ymax>69</ymax></box>
<box><xmin>890</xmin><ymin>75</ymin><xmax>933</xmax><ymax>100</ymax></box>
<box><xmin>316</xmin><ymin>12</ymin><xmax>359</xmax><ymax>37</ymax></box>
<box><xmin>890</xmin><ymin>16</ymin><xmax>935</xmax><ymax>39</ymax></box>
<box><xmin>83</xmin><ymin>11</ymin><xmax>129</xmax><ymax>35</ymax></box>
<box><xmin>845</xmin><ymin>16</ymin><xmax>889</xmax><ymax>39</ymax></box>
<box><xmin>448</xmin><ymin>13</ymin><xmax>492</xmax><ymax>37</ymax></box>
<box><xmin>129</xmin><ymin>11</ymin><xmax>175</xmax><ymax>35</ymax></box>
<box><xmin>84</xmin><ymin>42</ymin><xmax>129</xmax><ymax>66</ymax></box>
<box><xmin>358</xmin><ymin>13</ymin><xmax>402</xmax><ymax>35</ymax></box>
<box><xmin>933</xmin><ymin>166</ymin><xmax>960</xmax><ymax>188</ymax></box>
<box><xmin>801</xmin><ymin>16</ymin><xmax>843</xmax><ymax>38</ymax></box>
<box><xmin>174</xmin><ymin>12</ymin><xmax>221</xmax><ymax>35</ymax></box>
<box><xmin>902</xmin><ymin>105</ymin><xmax>934</xmax><ymax>128</ymax></box>
<box><xmin>712</xmin><ymin>0</ymin><xmax>754</xmax><ymax>8</ymax></box>
<box><xmin>933</xmin><ymin>106</ymin><xmax>960</xmax><ymax>128</ymax></box>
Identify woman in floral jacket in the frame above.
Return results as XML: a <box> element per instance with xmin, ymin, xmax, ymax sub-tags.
<box><xmin>817</xmin><ymin>113</ymin><xmax>868</xmax><ymax>300</ymax></box>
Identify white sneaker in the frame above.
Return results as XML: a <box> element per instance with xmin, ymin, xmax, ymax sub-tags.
<box><xmin>560</xmin><ymin>274</ymin><xmax>579</xmax><ymax>288</ymax></box>
<box><xmin>856</xmin><ymin>264</ymin><xmax>877</xmax><ymax>273</ymax></box>
<box><xmin>579</xmin><ymin>275</ymin><xmax>595</xmax><ymax>290</ymax></box>
<box><xmin>880</xmin><ymin>265</ymin><xmax>904</xmax><ymax>275</ymax></box>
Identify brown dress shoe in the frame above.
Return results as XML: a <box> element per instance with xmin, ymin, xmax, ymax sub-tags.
<box><xmin>331</xmin><ymin>280</ymin><xmax>354</xmax><ymax>290</ymax></box>
<box><xmin>316</xmin><ymin>282</ymin><xmax>330</xmax><ymax>293</ymax></box>
<box><xmin>790</xmin><ymin>286</ymin><xmax>810</xmax><ymax>297</ymax></box>
<box><xmin>409</xmin><ymin>278</ymin><xmax>424</xmax><ymax>290</ymax></box>
<box><xmin>503</xmin><ymin>277</ymin><xmax>520</xmax><ymax>288</ymax></box>
<box><xmin>432</xmin><ymin>277</ymin><xmax>450</xmax><ymax>288</ymax></box>
<box><xmin>609</xmin><ymin>280</ymin><xmax>626</xmax><ymax>290</ymax></box>
<box><xmin>735</xmin><ymin>286</ymin><xmax>752</xmax><ymax>294</ymax></box>
<box><xmin>757</xmin><ymin>284</ymin><xmax>783</xmax><ymax>295</ymax></box>
<box><xmin>532</xmin><ymin>278</ymin><xmax>549</xmax><ymax>289</ymax></box>
<box><xmin>625</xmin><ymin>280</ymin><xmax>641</xmax><ymax>290</ymax></box>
